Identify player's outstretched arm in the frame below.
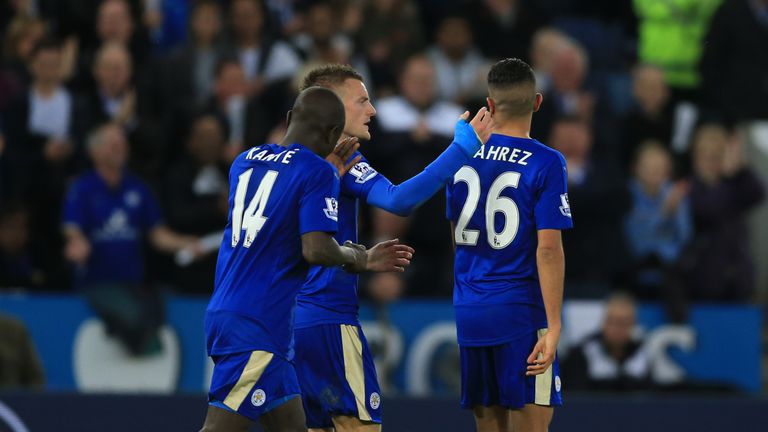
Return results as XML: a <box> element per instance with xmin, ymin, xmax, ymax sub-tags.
<box><xmin>365</xmin><ymin>108</ymin><xmax>493</xmax><ymax>216</ymax></box>
<box><xmin>301</xmin><ymin>232</ymin><xmax>413</xmax><ymax>273</ymax></box>
<box><xmin>527</xmin><ymin>229</ymin><xmax>565</xmax><ymax>376</ymax></box>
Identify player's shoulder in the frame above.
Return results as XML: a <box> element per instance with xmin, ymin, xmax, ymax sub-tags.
<box><xmin>526</xmin><ymin>138</ymin><xmax>567</xmax><ymax>168</ymax></box>
<box><xmin>287</xmin><ymin>148</ymin><xmax>339</xmax><ymax>186</ymax></box>
<box><xmin>345</xmin><ymin>151</ymin><xmax>379</xmax><ymax>184</ymax></box>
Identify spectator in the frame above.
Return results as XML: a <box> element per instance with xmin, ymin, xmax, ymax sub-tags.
<box><xmin>369</xmin><ymin>55</ymin><xmax>463</xmax><ymax>296</ymax></box>
<box><xmin>161</xmin><ymin>114</ymin><xmax>228</xmax><ymax>294</ymax></box>
<box><xmin>68</xmin><ymin>0</ymin><xmax>152</xmax><ymax>90</ymax></box>
<box><xmin>549</xmin><ymin>117</ymin><xmax>630</xmax><ymax>296</ymax></box>
<box><xmin>678</xmin><ymin>124</ymin><xmax>765</xmax><ymax>301</ymax></box>
<box><xmin>621</xmin><ymin>64</ymin><xmax>675</xmax><ymax>171</ymax></box>
<box><xmin>529</xmin><ymin>27</ymin><xmax>571</xmax><ymax>94</ymax></box>
<box><xmin>204</xmin><ymin>58</ymin><xmax>286</xmax><ymax>160</ymax></box>
<box><xmin>81</xmin><ymin>42</ymin><xmax>164</xmax><ymax>180</ymax></box>
<box><xmin>3</xmin><ymin>39</ymin><xmax>83</xmax><ymax>279</ymax></box>
<box><xmin>81</xmin><ymin>42</ymin><xmax>136</xmax><ymax>130</ymax></box>
<box><xmin>4</xmin><ymin>39</ymin><xmax>82</xmax><ymax>198</ymax></box>
<box><xmin>62</xmin><ymin>124</ymin><xmax>201</xmax><ymax>355</ymax></box>
<box><xmin>162</xmin><ymin>0</ymin><xmax>226</xmax><ymax>152</ymax></box>
<box><xmin>293</xmin><ymin>1</ymin><xmax>353</xmax><ymax>64</ymax></box>
<box><xmin>700</xmin><ymin>0</ymin><xmax>768</xmax><ymax>123</ymax></box>
<box><xmin>165</xmin><ymin>0</ymin><xmax>225</xmax><ymax>111</ymax></box>
<box><xmin>463</xmin><ymin>0</ymin><xmax>547</xmax><ymax>61</ymax></box>
<box><xmin>624</xmin><ymin>142</ymin><xmax>691</xmax><ymax>299</ymax></box>
<box><xmin>427</xmin><ymin>14</ymin><xmax>489</xmax><ymax>106</ymax></box>
<box><xmin>633</xmin><ymin>0</ymin><xmax>722</xmax><ymax>102</ymax></box>
<box><xmin>375</xmin><ymin>55</ymin><xmax>464</xmax><ymax>141</ymax></box>
<box><xmin>358</xmin><ymin>0</ymin><xmax>426</xmax><ymax>92</ymax></box>
<box><xmin>0</xmin><ymin>313</ymin><xmax>45</xmax><ymax>389</ymax></box>
<box><xmin>532</xmin><ymin>39</ymin><xmax>601</xmax><ymax>145</ymax></box>
<box><xmin>228</xmin><ymin>0</ymin><xmax>301</xmax><ymax>95</ymax></box>
<box><xmin>1</xmin><ymin>16</ymin><xmax>46</xmax><ymax>96</ymax></box>
<box><xmin>562</xmin><ymin>292</ymin><xmax>650</xmax><ymax>391</ymax></box>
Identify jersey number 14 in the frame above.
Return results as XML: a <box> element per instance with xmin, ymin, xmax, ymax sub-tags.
<box><xmin>232</xmin><ymin>169</ymin><xmax>279</xmax><ymax>248</ymax></box>
<box><xmin>454</xmin><ymin>166</ymin><xmax>520</xmax><ymax>250</ymax></box>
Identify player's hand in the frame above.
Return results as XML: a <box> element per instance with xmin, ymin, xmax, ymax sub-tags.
<box><xmin>463</xmin><ymin>107</ymin><xmax>493</xmax><ymax>144</ymax></box>
<box><xmin>526</xmin><ymin>328</ymin><xmax>560</xmax><ymax>376</ymax></box>
<box><xmin>327</xmin><ymin>137</ymin><xmax>362</xmax><ymax>176</ymax></box>
<box><xmin>365</xmin><ymin>239</ymin><xmax>414</xmax><ymax>273</ymax></box>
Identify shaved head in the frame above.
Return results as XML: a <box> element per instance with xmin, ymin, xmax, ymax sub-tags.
<box><xmin>291</xmin><ymin>86</ymin><xmax>346</xmax><ymax>132</ymax></box>
<box><xmin>285</xmin><ymin>86</ymin><xmax>346</xmax><ymax>156</ymax></box>
<box><xmin>487</xmin><ymin>58</ymin><xmax>538</xmax><ymax>118</ymax></box>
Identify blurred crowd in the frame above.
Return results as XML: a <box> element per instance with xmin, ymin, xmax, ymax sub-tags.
<box><xmin>0</xmin><ymin>0</ymin><xmax>767</xmax><ymax>320</ymax></box>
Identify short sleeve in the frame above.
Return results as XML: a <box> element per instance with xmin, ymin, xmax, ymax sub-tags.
<box><xmin>138</xmin><ymin>183</ymin><xmax>163</xmax><ymax>230</ymax></box>
<box><xmin>62</xmin><ymin>180</ymin><xmax>86</xmax><ymax>229</ymax></box>
<box><xmin>341</xmin><ymin>152</ymin><xmax>386</xmax><ymax>199</ymax></box>
<box><xmin>299</xmin><ymin>160</ymin><xmax>340</xmax><ymax>235</ymax></box>
<box><xmin>534</xmin><ymin>154</ymin><xmax>574</xmax><ymax>230</ymax></box>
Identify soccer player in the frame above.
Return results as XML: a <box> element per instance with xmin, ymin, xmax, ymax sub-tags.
<box><xmin>200</xmin><ymin>87</ymin><xmax>414</xmax><ymax>432</ymax></box>
<box><xmin>293</xmin><ymin>65</ymin><xmax>493</xmax><ymax>432</ymax></box>
<box><xmin>445</xmin><ymin>58</ymin><xmax>573</xmax><ymax>432</ymax></box>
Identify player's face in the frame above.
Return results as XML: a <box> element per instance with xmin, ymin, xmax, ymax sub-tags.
<box><xmin>337</xmin><ymin>78</ymin><xmax>376</xmax><ymax>141</ymax></box>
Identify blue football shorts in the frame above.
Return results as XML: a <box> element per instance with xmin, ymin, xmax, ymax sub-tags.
<box><xmin>460</xmin><ymin>328</ymin><xmax>563</xmax><ymax>410</ymax></box>
<box><xmin>294</xmin><ymin>323</ymin><xmax>382</xmax><ymax>428</ymax></box>
<box><xmin>208</xmin><ymin>350</ymin><xmax>302</xmax><ymax>422</ymax></box>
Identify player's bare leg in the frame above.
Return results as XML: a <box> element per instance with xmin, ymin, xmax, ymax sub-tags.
<box><xmin>473</xmin><ymin>405</ymin><xmax>508</xmax><ymax>432</ymax></box>
<box><xmin>331</xmin><ymin>415</ymin><xmax>381</xmax><ymax>432</ymax></box>
<box><xmin>308</xmin><ymin>428</ymin><xmax>334</xmax><ymax>432</ymax></box>
<box><xmin>199</xmin><ymin>405</ymin><xmax>254</xmax><ymax>432</ymax></box>
<box><xmin>508</xmin><ymin>404</ymin><xmax>553</xmax><ymax>432</ymax></box>
<box><xmin>258</xmin><ymin>397</ymin><xmax>308</xmax><ymax>432</ymax></box>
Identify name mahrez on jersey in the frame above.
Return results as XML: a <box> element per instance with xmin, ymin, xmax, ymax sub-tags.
<box><xmin>246</xmin><ymin>146</ymin><xmax>298</xmax><ymax>164</ymax></box>
<box><xmin>473</xmin><ymin>145</ymin><xmax>532</xmax><ymax>165</ymax></box>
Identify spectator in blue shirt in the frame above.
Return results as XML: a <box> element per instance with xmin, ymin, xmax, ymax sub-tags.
<box><xmin>624</xmin><ymin>141</ymin><xmax>691</xmax><ymax>299</ymax></box>
<box><xmin>62</xmin><ymin>123</ymin><xmax>202</xmax><ymax>355</ymax></box>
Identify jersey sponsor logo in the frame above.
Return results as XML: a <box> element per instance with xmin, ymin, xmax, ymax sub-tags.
<box><xmin>349</xmin><ymin>162</ymin><xmax>378</xmax><ymax>184</ymax></box>
<box><xmin>559</xmin><ymin>193</ymin><xmax>571</xmax><ymax>218</ymax></box>
<box><xmin>251</xmin><ymin>389</ymin><xmax>266</xmax><ymax>407</ymax></box>
<box><xmin>323</xmin><ymin>197</ymin><xmax>339</xmax><ymax>221</ymax></box>
<box><xmin>555</xmin><ymin>375</ymin><xmax>562</xmax><ymax>392</ymax></box>
<box><xmin>369</xmin><ymin>392</ymin><xmax>381</xmax><ymax>410</ymax></box>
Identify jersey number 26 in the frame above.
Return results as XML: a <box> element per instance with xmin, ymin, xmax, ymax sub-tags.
<box><xmin>454</xmin><ymin>166</ymin><xmax>520</xmax><ymax>250</ymax></box>
<box><xmin>231</xmin><ymin>169</ymin><xmax>279</xmax><ymax>248</ymax></box>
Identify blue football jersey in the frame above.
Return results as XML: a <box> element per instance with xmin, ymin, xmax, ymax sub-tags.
<box><xmin>446</xmin><ymin>134</ymin><xmax>573</xmax><ymax>346</ymax></box>
<box><xmin>295</xmin><ymin>152</ymin><xmax>384</xmax><ymax>328</ymax></box>
<box><xmin>206</xmin><ymin>144</ymin><xmax>340</xmax><ymax>360</ymax></box>
<box><xmin>62</xmin><ymin>170</ymin><xmax>162</xmax><ymax>286</ymax></box>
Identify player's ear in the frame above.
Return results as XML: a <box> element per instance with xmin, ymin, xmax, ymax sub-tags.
<box><xmin>327</xmin><ymin>125</ymin><xmax>343</xmax><ymax>149</ymax></box>
<box><xmin>285</xmin><ymin>110</ymin><xmax>293</xmax><ymax>127</ymax></box>
<box><xmin>486</xmin><ymin>97</ymin><xmax>495</xmax><ymax>116</ymax></box>
<box><xmin>533</xmin><ymin>93</ymin><xmax>543</xmax><ymax>113</ymax></box>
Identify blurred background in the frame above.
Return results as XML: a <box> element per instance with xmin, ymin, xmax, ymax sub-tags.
<box><xmin>0</xmin><ymin>0</ymin><xmax>767</xmax><ymax>430</ymax></box>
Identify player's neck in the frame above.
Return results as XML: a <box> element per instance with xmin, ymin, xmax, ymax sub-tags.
<box><xmin>491</xmin><ymin>113</ymin><xmax>533</xmax><ymax>139</ymax></box>
<box><xmin>493</xmin><ymin>122</ymin><xmax>532</xmax><ymax>139</ymax></box>
<box><xmin>280</xmin><ymin>129</ymin><xmax>321</xmax><ymax>152</ymax></box>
